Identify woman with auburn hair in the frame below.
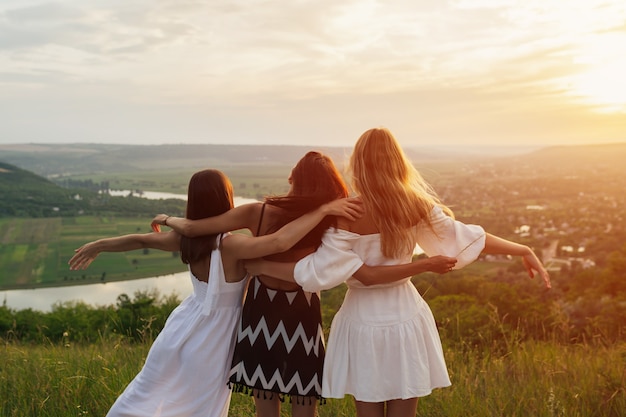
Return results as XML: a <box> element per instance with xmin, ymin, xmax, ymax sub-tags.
<box><xmin>245</xmin><ymin>127</ymin><xmax>551</xmax><ymax>417</ymax></box>
<box><xmin>69</xmin><ymin>168</ymin><xmax>362</xmax><ymax>417</ymax></box>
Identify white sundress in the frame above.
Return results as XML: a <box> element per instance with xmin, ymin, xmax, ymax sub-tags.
<box><xmin>293</xmin><ymin>206</ymin><xmax>486</xmax><ymax>402</ymax></box>
<box><xmin>106</xmin><ymin>235</ymin><xmax>247</xmax><ymax>417</ymax></box>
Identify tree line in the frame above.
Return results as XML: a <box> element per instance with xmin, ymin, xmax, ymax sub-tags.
<box><xmin>2</xmin><ymin>243</ymin><xmax>624</xmax><ymax>347</ymax></box>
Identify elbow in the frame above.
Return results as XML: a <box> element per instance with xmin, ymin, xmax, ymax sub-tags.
<box><xmin>272</xmin><ymin>236</ymin><xmax>292</xmax><ymax>254</ymax></box>
<box><xmin>355</xmin><ymin>272</ymin><xmax>375</xmax><ymax>286</ymax></box>
<box><xmin>181</xmin><ymin>223</ymin><xmax>199</xmax><ymax>238</ymax></box>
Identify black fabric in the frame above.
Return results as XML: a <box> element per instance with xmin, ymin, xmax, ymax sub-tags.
<box><xmin>228</xmin><ymin>277</ymin><xmax>325</xmax><ymax>399</ymax></box>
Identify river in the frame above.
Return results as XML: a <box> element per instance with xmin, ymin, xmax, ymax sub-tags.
<box><xmin>1</xmin><ymin>191</ymin><xmax>259</xmax><ymax>312</ymax></box>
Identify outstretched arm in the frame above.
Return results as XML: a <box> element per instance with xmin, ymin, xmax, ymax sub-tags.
<box><xmin>483</xmin><ymin>233</ymin><xmax>551</xmax><ymax>288</ymax></box>
<box><xmin>244</xmin><ymin>255</ymin><xmax>458</xmax><ymax>286</ymax></box>
<box><xmin>225</xmin><ymin>198</ymin><xmax>364</xmax><ymax>260</ymax></box>
<box><xmin>151</xmin><ymin>203</ymin><xmax>262</xmax><ymax>237</ymax></box>
<box><xmin>68</xmin><ymin>231</ymin><xmax>180</xmax><ymax>270</ymax></box>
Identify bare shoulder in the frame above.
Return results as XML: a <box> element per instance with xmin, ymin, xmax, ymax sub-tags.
<box><xmin>343</xmin><ymin>212</ymin><xmax>379</xmax><ymax>235</ymax></box>
<box><xmin>230</xmin><ymin>202</ymin><xmax>265</xmax><ymax>228</ymax></box>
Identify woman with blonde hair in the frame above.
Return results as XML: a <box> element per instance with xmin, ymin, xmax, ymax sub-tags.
<box><xmin>246</xmin><ymin>127</ymin><xmax>551</xmax><ymax>417</ymax></box>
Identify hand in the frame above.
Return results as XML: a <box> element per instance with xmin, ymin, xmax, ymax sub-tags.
<box><xmin>243</xmin><ymin>258</ymin><xmax>265</xmax><ymax>276</ymax></box>
<box><xmin>323</xmin><ymin>197</ymin><xmax>364</xmax><ymax>221</ymax></box>
<box><xmin>425</xmin><ymin>255</ymin><xmax>458</xmax><ymax>274</ymax></box>
<box><xmin>68</xmin><ymin>242</ymin><xmax>100</xmax><ymax>270</ymax></box>
<box><xmin>522</xmin><ymin>250</ymin><xmax>552</xmax><ymax>289</ymax></box>
<box><xmin>151</xmin><ymin>214</ymin><xmax>170</xmax><ymax>233</ymax></box>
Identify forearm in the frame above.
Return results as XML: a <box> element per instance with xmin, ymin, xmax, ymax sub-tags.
<box><xmin>155</xmin><ymin>204</ymin><xmax>258</xmax><ymax>237</ymax></box>
<box><xmin>248</xmin><ymin>260</ymin><xmax>297</xmax><ymax>282</ymax></box>
<box><xmin>483</xmin><ymin>233</ymin><xmax>531</xmax><ymax>256</ymax></box>
<box><xmin>270</xmin><ymin>205</ymin><xmax>333</xmax><ymax>252</ymax></box>
<box><xmin>164</xmin><ymin>216</ymin><xmax>196</xmax><ymax>237</ymax></box>
<box><xmin>354</xmin><ymin>255</ymin><xmax>457</xmax><ymax>286</ymax></box>
<box><xmin>92</xmin><ymin>234</ymin><xmax>149</xmax><ymax>252</ymax></box>
<box><xmin>354</xmin><ymin>262</ymin><xmax>427</xmax><ymax>286</ymax></box>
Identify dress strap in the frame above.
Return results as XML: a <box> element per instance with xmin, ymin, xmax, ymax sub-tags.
<box><xmin>203</xmin><ymin>234</ymin><xmax>227</xmax><ymax>315</ymax></box>
<box><xmin>256</xmin><ymin>203</ymin><xmax>266</xmax><ymax>236</ymax></box>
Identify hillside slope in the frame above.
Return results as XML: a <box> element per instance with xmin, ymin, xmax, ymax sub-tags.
<box><xmin>0</xmin><ymin>161</ymin><xmax>86</xmax><ymax>217</ymax></box>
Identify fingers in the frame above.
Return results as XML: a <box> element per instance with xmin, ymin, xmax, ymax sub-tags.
<box><xmin>523</xmin><ymin>255</ymin><xmax>552</xmax><ymax>289</ymax></box>
<box><xmin>69</xmin><ymin>256</ymin><xmax>85</xmax><ymax>270</ymax></box>
<box><xmin>334</xmin><ymin>202</ymin><xmax>364</xmax><ymax>221</ymax></box>
<box><xmin>540</xmin><ymin>270</ymin><xmax>552</xmax><ymax>289</ymax></box>
<box><xmin>151</xmin><ymin>223</ymin><xmax>161</xmax><ymax>233</ymax></box>
<box><xmin>431</xmin><ymin>255</ymin><xmax>457</xmax><ymax>274</ymax></box>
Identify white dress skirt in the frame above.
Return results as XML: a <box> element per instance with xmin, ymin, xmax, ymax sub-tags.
<box><xmin>293</xmin><ymin>206</ymin><xmax>486</xmax><ymax>402</ymax></box>
<box><xmin>106</xmin><ymin>236</ymin><xmax>247</xmax><ymax>417</ymax></box>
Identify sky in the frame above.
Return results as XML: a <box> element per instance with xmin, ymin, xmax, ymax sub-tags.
<box><xmin>1</xmin><ymin>0</ymin><xmax>625</xmax><ymax>149</ymax></box>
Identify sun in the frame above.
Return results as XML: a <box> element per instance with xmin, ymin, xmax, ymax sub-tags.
<box><xmin>569</xmin><ymin>62</ymin><xmax>626</xmax><ymax>113</ymax></box>
<box><xmin>567</xmin><ymin>33</ymin><xmax>626</xmax><ymax>113</ymax></box>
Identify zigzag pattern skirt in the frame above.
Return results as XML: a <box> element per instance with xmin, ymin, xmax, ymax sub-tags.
<box><xmin>228</xmin><ymin>276</ymin><xmax>325</xmax><ymax>400</ymax></box>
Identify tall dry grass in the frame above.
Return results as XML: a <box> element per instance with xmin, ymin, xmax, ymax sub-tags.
<box><xmin>2</xmin><ymin>336</ymin><xmax>624</xmax><ymax>416</ymax></box>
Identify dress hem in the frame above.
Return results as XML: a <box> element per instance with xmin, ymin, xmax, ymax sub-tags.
<box><xmin>229</xmin><ymin>382</ymin><xmax>326</xmax><ymax>405</ymax></box>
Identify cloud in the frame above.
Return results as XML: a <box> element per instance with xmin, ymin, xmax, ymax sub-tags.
<box><xmin>0</xmin><ymin>0</ymin><xmax>624</xmax><ymax>147</ymax></box>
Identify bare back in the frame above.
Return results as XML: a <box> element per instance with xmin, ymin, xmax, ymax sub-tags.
<box><xmin>257</xmin><ymin>205</ymin><xmax>316</xmax><ymax>291</ymax></box>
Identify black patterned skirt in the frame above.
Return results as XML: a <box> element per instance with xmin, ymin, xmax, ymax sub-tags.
<box><xmin>228</xmin><ymin>276</ymin><xmax>325</xmax><ymax>399</ymax></box>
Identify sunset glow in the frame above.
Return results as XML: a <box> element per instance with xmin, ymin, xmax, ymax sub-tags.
<box><xmin>0</xmin><ymin>0</ymin><xmax>624</xmax><ymax>148</ymax></box>
<box><xmin>567</xmin><ymin>33</ymin><xmax>626</xmax><ymax>113</ymax></box>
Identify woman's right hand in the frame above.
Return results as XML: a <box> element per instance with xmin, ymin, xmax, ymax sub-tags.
<box><xmin>68</xmin><ymin>242</ymin><xmax>100</xmax><ymax>270</ymax></box>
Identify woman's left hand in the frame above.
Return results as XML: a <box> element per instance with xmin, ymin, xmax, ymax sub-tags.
<box><xmin>522</xmin><ymin>250</ymin><xmax>551</xmax><ymax>289</ymax></box>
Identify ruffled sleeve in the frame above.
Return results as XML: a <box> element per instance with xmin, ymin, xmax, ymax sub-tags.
<box><xmin>417</xmin><ymin>206</ymin><xmax>486</xmax><ymax>269</ymax></box>
<box><xmin>294</xmin><ymin>228</ymin><xmax>364</xmax><ymax>292</ymax></box>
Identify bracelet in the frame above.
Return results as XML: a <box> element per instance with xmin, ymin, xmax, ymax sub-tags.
<box><xmin>164</xmin><ymin>216</ymin><xmax>171</xmax><ymax>226</ymax></box>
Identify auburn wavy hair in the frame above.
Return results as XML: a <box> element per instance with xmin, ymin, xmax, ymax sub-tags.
<box><xmin>264</xmin><ymin>151</ymin><xmax>349</xmax><ymax>249</ymax></box>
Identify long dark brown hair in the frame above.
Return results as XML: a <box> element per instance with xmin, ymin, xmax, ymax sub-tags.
<box><xmin>264</xmin><ymin>151</ymin><xmax>348</xmax><ymax>249</ymax></box>
<box><xmin>180</xmin><ymin>169</ymin><xmax>234</xmax><ymax>264</ymax></box>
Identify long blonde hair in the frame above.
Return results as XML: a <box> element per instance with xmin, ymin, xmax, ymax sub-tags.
<box><xmin>349</xmin><ymin>127</ymin><xmax>453</xmax><ymax>258</ymax></box>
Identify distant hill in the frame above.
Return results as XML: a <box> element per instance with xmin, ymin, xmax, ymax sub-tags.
<box><xmin>0</xmin><ymin>161</ymin><xmax>87</xmax><ymax>217</ymax></box>
<box><xmin>0</xmin><ymin>143</ymin><xmax>353</xmax><ymax>177</ymax></box>
<box><xmin>526</xmin><ymin>142</ymin><xmax>626</xmax><ymax>165</ymax></box>
<box><xmin>0</xmin><ymin>142</ymin><xmax>476</xmax><ymax>178</ymax></box>
<box><xmin>1</xmin><ymin>141</ymin><xmax>624</xmax><ymax>181</ymax></box>
<box><xmin>0</xmin><ymin>161</ymin><xmax>187</xmax><ymax>218</ymax></box>
<box><xmin>495</xmin><ymin>142</ymin><xmax>626</xmax><ymax>176</ymax></box>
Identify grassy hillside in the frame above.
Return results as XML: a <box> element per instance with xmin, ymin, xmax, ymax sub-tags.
<box><xmin>0</xmin><ymin>160</ymin><xmax>187</xmax><ymax>219</ymax></box>
<box><xmin>0</xmin><ymin>161</ymin><xmax>87</xmax><ymax>217</ymax></box>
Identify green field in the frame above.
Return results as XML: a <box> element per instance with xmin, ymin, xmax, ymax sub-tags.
<box><xmin>65</xmin><ymin>165</ymin><xmax>296</xmax><ymax>199</ymax></box>
<box><xmin>0</xmin><ymin>216</ymin><xmax>184</xmax><ymax>290</ymax></box>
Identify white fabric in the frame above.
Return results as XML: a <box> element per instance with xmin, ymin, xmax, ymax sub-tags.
<box><xmin>293</xmin><ymin>206</ymin><xmax>486</xmax><ymax>401</ymax></box>
<box><xmin>106</xmin><ymin>235</ymin><xmax>247</xmax><ymax>417</ymax></box>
